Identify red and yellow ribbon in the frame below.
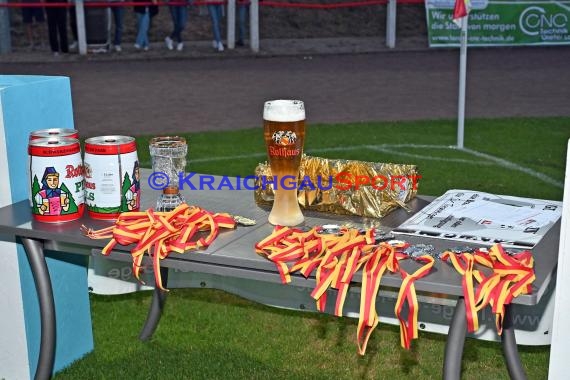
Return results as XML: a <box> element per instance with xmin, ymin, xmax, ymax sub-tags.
<box><xmin>83</xmin><ymin>203</ymin><xmax>236</xmax><ymax>290</ymax></box>
<box><xmin>394</xmin><ymin>253</ymin><xmax>434</xmax><ymax>349</ymax></box>
<box><xmin>441</xmin><ymin>244</ymin><xmax>535</xmax><ymax>335</ymax></box>
<box><xmin>256</xmin><ymin>227</ymin><xmax>435</xmax><ymax>354</ymax></box>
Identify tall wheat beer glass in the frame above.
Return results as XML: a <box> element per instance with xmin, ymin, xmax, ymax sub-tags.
<box><xmin>263</xmin><ymin>100</ymin><xmax>306</xmax><ymax>226</ymax></box>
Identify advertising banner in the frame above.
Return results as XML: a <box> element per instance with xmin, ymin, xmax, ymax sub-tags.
<box><xmin>426</xmin><ymin>0</ymin><xmax>570</xmax><ymax>47</ymax></box>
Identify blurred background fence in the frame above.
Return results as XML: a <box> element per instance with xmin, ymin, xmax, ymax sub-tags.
<box><xmin>0</xmin><ymin>0</ymin><xmax>427</xmax><ymax>53</ymax></box>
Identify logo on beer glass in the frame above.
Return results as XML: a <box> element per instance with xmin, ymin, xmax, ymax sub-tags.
<box><xmin>272</xmin><ymin>131</ymin><xmax>297</xmax><ymax>146</ymax></box>
<box><xmin>270</xmin><ymin>131</ymin><xmax>300</xmax><ymax>158</ymax></box>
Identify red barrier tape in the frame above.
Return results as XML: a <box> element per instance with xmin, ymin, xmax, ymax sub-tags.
<box><xmin>0</xmin><ymin>0</ymin><xmax>424</xmax><ymax>8</ymax></box>
<box><xmin>261</xmin><ymin>0</ymin><xmax>428</xmax><ymax>8</ymax></box>
<box><xmin>0</xmin><ymin>1</ymin><xmax>225</xmax><ymax>7</ymax></box>
<box><xmin>255</xmin><ymin>0</ymin><xmax>387</xmax><ymax>8</ymax></box>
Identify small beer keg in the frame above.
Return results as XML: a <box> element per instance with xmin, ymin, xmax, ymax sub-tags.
<box><xmin>28</xmin><ymin>137</ymin><xmax>85</xmax><ymax>222</ymax></box>
<box><xmin>84</xmin><ymin>136</ymin><xmax>140</xmax><ymax>219</ymax></box>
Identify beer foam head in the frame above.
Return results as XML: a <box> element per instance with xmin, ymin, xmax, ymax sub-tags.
<box><xmin>263</xmin><ymin>100</ymin><xmax>305</xmax><ymax>122</ymax></box>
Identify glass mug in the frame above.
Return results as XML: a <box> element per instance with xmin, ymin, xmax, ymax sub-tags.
<box><xmin>263</xmin><ymin>100</ymin><xmax>306</xmax><ymax>226</ymax></box>
<box><xmin>149</xmin><ymin>136</ymin><xmax>188</xmax><ymax>211</ymax></box>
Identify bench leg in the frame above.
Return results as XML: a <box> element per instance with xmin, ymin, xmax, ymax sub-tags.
<box><xmin>139</xmin><ymin>266</ymin><xmax>169</xmax><ymax>341</ymax></box>
<box><xmin>22</xmin><ymin>237</ymin><xmax>56</xmax><ymax>380</ymax></box>
<box><xmin>444</xmin><ymin>299</ymin><xmax>528</xmax><ymax>380</ymax></box>
<box><xmin>501</xmin><ymin>304</ymin><xmax>528</xmax><ymax>380</ymax></box>
<box><xmin>443</xmin><ymin>297</ymin><xmax>467</xmax><ymax>380</ymax></box>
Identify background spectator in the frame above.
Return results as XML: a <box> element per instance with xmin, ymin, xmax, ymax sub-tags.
<box><xmin>237</xmin><ymin>0</ymin><xmax>248</xmax><ymax>46</ymax></box>
<box><xmin>44</xmin><ymin>0</ymin><xmax>69</xmax><ymax>55</ymax></box>
<box><xmin>134</xmin><ymin>0</ymin><xmax>158</xmax><ymax>51</ymax></box>
<box><xmin>21</xmin><ymin>0</ymin><xmax>45</xmax><ymax>49</ymax></box>
<box><xmin>68</xmin><ymin>3</ymin><xmax>78</xmax><ymax>50</ymax></box>
<box><xmin>110</xmin><ymin>0</ymin><xmax>125</xmax><ymax>52</ymax></box>
<box><xmin>207</xmin><ymin>2</ymin><xmax>223</xmax><ymax>52</ymax></box>
<box><xmin>164</xmin><ymin>0</ymin><xmax>188</xmax><ymax>51</ymax></box>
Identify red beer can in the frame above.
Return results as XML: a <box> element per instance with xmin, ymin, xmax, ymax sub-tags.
<box><xmin>28</xmin><ymin>137</ymin><xmax>85</xmax><ymax>223</ymax></box>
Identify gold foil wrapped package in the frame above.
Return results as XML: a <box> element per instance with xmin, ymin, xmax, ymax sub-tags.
<box><xmin>254</xmin><ymin>155</ymin><xmax>420</xmax><ymax>218</ymax></box>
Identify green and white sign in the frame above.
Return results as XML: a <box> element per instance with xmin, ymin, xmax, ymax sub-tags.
<box><xmin>426</xmin><ymin>0</ymin><xmax>570</xmax><ymax>47</ymax></box>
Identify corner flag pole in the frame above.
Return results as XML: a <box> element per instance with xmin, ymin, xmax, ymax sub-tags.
<box><xmin>457</xmin><ymin>16</ymin><xmax>468</xmax><ymax>149</ymax></box>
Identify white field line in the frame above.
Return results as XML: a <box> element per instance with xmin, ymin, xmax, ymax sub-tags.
<box><xmin>367</xmin><ymin>146</ymin><xmax>495</xmax><ymax>165</ymax></box>
<box><xmin>189</xmin><ymin>152</ymin><xmax>267</xmax><ymax>163</ymax></box>
<box><xmin>188</xmin><ymin>143</ymin><xmax>564</xmax><ymax>189</ymax></box>
<box><xmin>189</xmin><ymin>144</ymin><xmax>483</xmax><ymax>164</ymax></box>
<box><xmin>461</xmin><ymin>147</ymin><xmax>564</xmax><ymax>189</ymax></box>
<box><xmin>313</xmin><ymin>144</ymin><xmax>491</xmax><ymax>165</ymax></box>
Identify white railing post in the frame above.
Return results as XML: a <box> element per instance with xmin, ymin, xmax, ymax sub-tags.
<box><xmin>227</xmin><ymin>0</ymin><xmax>236</xmax><ymax>49</ymax></box>
<box><xmin>75</xmin><ymin>0</ymin><xmax>88</xmax><ymax>55</ymax></box>
<box><xmin>250</xmin><ymin>0</ymin><xmax>259</xmax><ymax>52</ymax></box>
<box><xmin>456</xmin><ymin>17</ymin><xmax>468</xmax><ymax>149</ymax></box>
<box><xmin>386</xmin><ymin>0</ymin><xmax>396</xmax><ymax>48</ymax></box>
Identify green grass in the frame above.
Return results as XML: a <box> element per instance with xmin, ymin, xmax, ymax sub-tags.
<box><xmin>136</xmin><ymin>117</ymin><xmax>569</xmax><ymax>201</ymax></box>
<box><xmin>55</xmin><ymin>117</ymin><xmax>569</xmax><ymax>379</ymax></box>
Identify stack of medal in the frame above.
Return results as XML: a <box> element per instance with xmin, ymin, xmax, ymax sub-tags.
<box><xmin>255</xmin><ymin>226</ymin><xmax>435</xmax><ymax>354</ymax></box>
<box><xmin>256</xmin><ymin>226</ymin><xmax>536</xmax><ymax>354</ymax></box>
<box><xmin>391</xmin><ymin>242</ymin><xmax>535</xmax><ymax>337</ymax></box>
<box><xmin>440</xmin><ymin>244</ymin><xmax>535</xmax><ymax>335</ymax></box>
<box><xmin>28</xmin><ymin>128</ymin><xmax>85</xmax><ymax>222</ymax></box>
<box><xmin>84</xmin><ymin>136</ymin><xmax>140</xmax><ymax>219</ymax></box>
